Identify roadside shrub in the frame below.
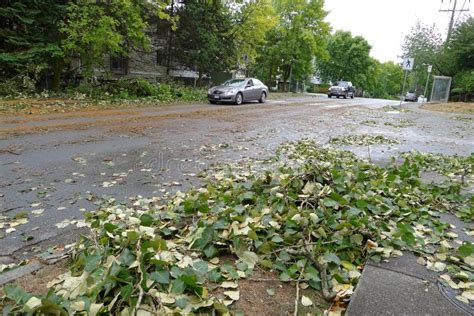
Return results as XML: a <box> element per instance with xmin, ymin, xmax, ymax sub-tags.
<box><xmin>307</xmin><ymin>84</ymin><xmax>330</xmax><ymax>94</ymax></box>
<box><xmin>120</xmin><ymin>78</ymin><xmax>159</xmax><ymax>97</ymax></box>
<box><xmin>0</xmin><ymin>65</ymin><xmax>44</xmax><ymax>97</ymax></box>
<box><xmin>2</xmin><ymin>72</ymin><xmax>207</xmax><ymax>104</ymax></box>
<box><xmin>452</xmin><ymin>71</ymin><xmax>474</xmax><ymax>102</ymax></box>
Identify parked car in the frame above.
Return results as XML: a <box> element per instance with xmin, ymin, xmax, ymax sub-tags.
<box><xmin>207</xmin><ymin>78</ymin><xmax>268</xmax><ymax>105</ymax></box>
<box><xmin>328</xmin><ymin>81</ymin><xmax>355</xmax><ymax>99</ymax></box>
<box><xmin>404</xmin><ymin>92</ymin><xmax>418</xmax><ymax>102</ymax></box>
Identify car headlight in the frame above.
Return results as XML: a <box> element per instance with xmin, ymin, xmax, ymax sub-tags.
<box><xmin>341</xmin><ymin>88</ymin><xmax>347</xmax><ymax>91</ymax></box>
<box><xmin>227</xmin><ymin>89</ymin><xmax>237</xmax><ymax>94</ymax></box>
<box><xmin>208</xmin><ymin>88</ymin><xmax>213</xmax><ymax>94</ymax></box>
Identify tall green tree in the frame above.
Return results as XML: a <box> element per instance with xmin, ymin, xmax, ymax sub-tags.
<box><xmin>0</xmin><ymin>0</ymin><xmax>67</xmax><ymax>90</ymax></box>
<box><xmin>449</xmin><ymin>17</ymin><xmax>474</xmax><ymax>70</ymax></box>
<box><xmin>449</xmin><ymin>17</ymin><xmax>474</xmax><ymax>101</ymax></box>
<box><xmin>317</xmin><ymin>30</ymin><xmax>373</xmax><ymax>89</ymax></box>
<box><xmin>371</xmin><ymin>61</ymin><xmax>404</xmax><ymax>99</ymax></box>
<box><xmin>401</xmin><ymin>22</ymin><xmax>448</xmax><ymax>93</ymax></box>
<box><xmin>254</xmin><ymin>0</ymin><xmax>329</xmax><ymax>89</ymax></box>
<box><xmin>61</xmin><ymin>0</ymin><xmax>153</xmax><ymax>75</ymax></box>
<box><xmin>231</xmin><ymin>0</ymin><xmax>278</xmax><ymax>71</ymax></box>
<box><xmin>173</xmin><ymin>0</ymin><xmax>237</xmax><ymax>85</ymax></box>
<box><xmin>401</xmin><ymin>19</ymin><xmax>474</xmax><ymax>99</ymax></box>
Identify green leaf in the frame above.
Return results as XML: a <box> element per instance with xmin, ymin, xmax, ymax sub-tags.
<box><xmin>120</xmin><ymin>284</ymin><xmax>133</xmax><ymax>300</ymax></box>
<box><xmin>189</xmin><ymin>225</ymin><xmax>214</xmax><ymax>250</ymax></box>
<box><xmin>149</xmin><ymin>270</ymin><xmax>170</xmax><ymax>284</ymax></box>
<box><xmin>457</xmin><ymin>242</ymin><xmax>474</xmax><ymax>258</ymax></box>
<box><xmin>323</xmin><ymin>253</ymin><xmax>341</xmax><ymax>265</ymax></box>
<box><xmin>170</xmin><ymin>278</ymin><xmax>185</xmax><ymax>294</ymax></box>
<box><xmin>193</xmin><ymin>260</ymin><xmax>209</xmax><ymax>276</ymax></box>
<box><xmin>323</xmin><ymin>198</ymin><xmax>338</xmax><ymax>208</ymax></box>
<box><xmin>203</xmin><ymin>244</ymin><xmax>219</xmax><ymax>258</ymax></box>
<box><xmin>85</xmin><ymin>254</ymin><xmax>102</xmax><ymax>272</ymax></box>
<box><xmin>103</xmin><ymin>223</ymin><xmax>117</xmax><ymax>233</ymax></box>
<box><xmin>350</xmin><ymin>234</ymin><xmax>364</xmax><ymax>245</ymax></box>
<box><xmin>222</xmin><ymin>263</ymin><xmax>239</xmax><ymax>280</ymax></box>
<box><xmin>266</xmin><ymin>288</ymin><xmax>275</xmax><ymax>296</ymax></box>
<box><xmin>238</xmin><ymin>251</ymin><xmax>259</xmax><ymax>269</ymax></box>
<box><xmin>4</xmin><ymin>285</ymin><xmax>33</xmax><ymax>303</ymax></box>
<box><xmin>305</xmin><ymin>265</ymin><xmax>321</xmax><ymax>282</ymax></box>
<box><xmin>208</xmin><ymin>268</ymin><xmax>222</xmax><ymax>283</ymax></box>
<box><xmin>279</xmin><ymin>271</ymin><xmax>291</xmax><ymax>281</ymax></box>
<box><xmin>140</xmin><ymin>214</ymin><xmax>154</xmax><ymax>226</ymax></box>
<box><xmin>119</xmin><ymin>248</ymin><xmax>135</xmax><ymax>266</ymax></box>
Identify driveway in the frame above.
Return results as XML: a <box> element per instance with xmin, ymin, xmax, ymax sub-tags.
<box><xmin>1</xmin><ymin>95</ymin><xmax>473</xmax><ymax>262</ymax></box>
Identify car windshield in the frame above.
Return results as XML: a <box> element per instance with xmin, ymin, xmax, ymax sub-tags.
<box><xmin>222</xmin><ymin>79</ymin><xmax>245</xmax><ymax>87</ymax></box>
<box><xmin>336</xmin><ymin>82</ymin><xmax>348</xmax><ymax>87</ymax></box>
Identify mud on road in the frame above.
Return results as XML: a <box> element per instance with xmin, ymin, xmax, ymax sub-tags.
<box><xmin>1</xmin><ymin>94</ymin><xmax>473</xmax><ymax>264</ymax></box>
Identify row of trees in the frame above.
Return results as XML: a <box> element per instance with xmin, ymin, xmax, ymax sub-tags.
<box><xmin>0</xmin><ymin>0</ymin><xmax>370</xmax><ymax>92</ymax></box>
<box><xmin>1</xmin><ymin>0</ymin><xmax>472</xmax><ymax>99</ymax></box>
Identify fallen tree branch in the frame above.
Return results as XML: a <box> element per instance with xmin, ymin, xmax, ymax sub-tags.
<box><xmin>294</xmin><ymin>267</ymin><xmax>304</xmax><ymax>316</ymax></box>
<box><xmin>302</xmin><ymin>228</ymin><xmax>336</xmax><ymax>301</ymax></box>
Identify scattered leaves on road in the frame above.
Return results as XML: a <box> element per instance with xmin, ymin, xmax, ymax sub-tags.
<box><xmin>329</xmin><ymin>134</ymin><xmax>402</xmax><ymax>146</ymax></box>
<box><xmin>2</xmin><ymin>139</ymin><xmax>473</xmax><ymax>314</ymax></box>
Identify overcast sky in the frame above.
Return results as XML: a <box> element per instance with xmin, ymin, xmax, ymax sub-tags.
<box><xmin>324</xmin><ymin>0</ymin><xmax>472</xmax><ymax>63</ymax></box>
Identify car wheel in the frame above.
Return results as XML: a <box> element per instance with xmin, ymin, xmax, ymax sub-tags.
<box><xmin>343</xmin><ymin>93</ymin><xmax>348</xmax><ymax>99</ymax></box>
<box><xmin>351</xmin><ymin>92</ymin><xmax>354</xmax><ymax>99</ymax></box>
<box><xmin>259</xmin><ymin>92</ymin><xmax>266</xmax><ymax>103</ymax></box>
<box><xmin>235</xmin><ymin>93</ymin><xmax>243</xmax><ymax>105</ymax></box>
<box><xmin>328</xmin><ymin>94</ymin><xmax>332</xmax><ymax>98</ymax></box>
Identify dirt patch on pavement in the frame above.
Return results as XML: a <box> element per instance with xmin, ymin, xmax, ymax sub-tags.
<box><xmin>0</xmin><ymin>259</ymin><xmax>68</xmax><ymax>298</ymax></box>
<box><xmin>231</xmin><ymin>269</ymin><xmax>330</xmax><ymax>315</ymax></box>
<box><xmin>0</xmin><ymin>261</ymin><xmax>331</xmax><ymax>314</ymax></box>
<box><xmin>0</xmin><ymin>101</ymin><xmax>317</xmax><ymax>137</ymax></box>
<box><xmin>0</xmin><ymin>97</ymin><xmax>202</xmax><ymax>116</ymax></box>
<box><xmin>421</xmin><ymin>102</ymin><xmax>474</xmax><ymax>114</ymax></box>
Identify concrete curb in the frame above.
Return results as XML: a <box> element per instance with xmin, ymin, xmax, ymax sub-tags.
<box><xmin>0</xmin><ymin>261</ymin><xmax>43</xmax><ymax>287</ymax></box>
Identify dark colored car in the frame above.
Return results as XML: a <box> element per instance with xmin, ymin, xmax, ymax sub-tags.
<box><xmin>207</xmin><ymin>78</ymin><xmax>268</xmax><ymax>105</ymax></box>
<box><xmin>404</xmin><ymin>92</ymin><xmax>418</xmax><ymax>102</ymax></box>
<box><xmin>328</xmin><ymin>81</ymin><xmax>355</xmax><ymax>99</ymax></box>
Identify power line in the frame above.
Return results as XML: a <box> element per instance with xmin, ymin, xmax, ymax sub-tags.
<box><xmin>440</xmin><ymin>0</ymin><xmax>470</xmax><ymax>42</ymax></box>
<box><xmin>455</xmin><ymin>0</ymin><xmax>469</xmax><ymax>26</ymax></box>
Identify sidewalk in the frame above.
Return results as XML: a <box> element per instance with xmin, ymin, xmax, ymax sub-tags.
<box><xmin>347</xmin><ymin>212</ymin><xmax>474</xmax><ymax>315</ymax></box>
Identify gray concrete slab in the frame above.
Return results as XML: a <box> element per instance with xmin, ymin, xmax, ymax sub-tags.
<box><xmin>0</xmin><ymin>261</ymin><xmax>43</xmax><ymax>286</ymax></box>
<box><xmin>369</xmin><ymin>252</ymin><xmax>440</xmax><ymax>283</ymax></box>
<box><xmin>346</xmin><ymin>264</ymin><xmax>470</xmax><ymax>316</ymax></box>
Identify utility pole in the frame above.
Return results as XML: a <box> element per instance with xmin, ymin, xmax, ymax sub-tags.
<box><xmin>440</xmin><ymin>0</ymin><xmax>470</xmax><ymax>42</ymax></box>
<box><xmin>165</xmin><ymin>0</ymin><xmax>175</xmax><ymax>76</ymax></box>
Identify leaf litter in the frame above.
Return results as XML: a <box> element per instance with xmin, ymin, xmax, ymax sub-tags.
<box><xmin>2</xmin><ymin>139</ymin><xmax>473</xmax><ymax>314</ymax></box>
<box><xmin>329</xmin><ymin>134</ymin><xmax>401</xmax><ymax>146</ymax></box>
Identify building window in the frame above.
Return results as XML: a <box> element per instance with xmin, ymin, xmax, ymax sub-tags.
<box><xmin>110</xmin><ymin>56</ymin><xmax>128</xmax><ymax>74</ymax></box>
<box><xmin>156</xmin><ymin>48</ymin><xmax>166</xmax><ymax>66</ymax></box>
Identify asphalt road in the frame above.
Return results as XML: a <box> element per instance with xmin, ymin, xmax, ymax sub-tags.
<box><xmin>1</xmin><ymin>94</ymin><xmax>473</xmax><ymax>262</ymax></box>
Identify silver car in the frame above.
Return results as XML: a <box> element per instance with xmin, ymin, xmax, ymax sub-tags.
<box><xmin>207</xmin><ymin>78</ymin><xmax>268</xmax><ymax>105</ymax></box>
<box><xmin>404</xmin><ymin>92</ymin><xmax>418</xmax><ymax>102</ymax></box>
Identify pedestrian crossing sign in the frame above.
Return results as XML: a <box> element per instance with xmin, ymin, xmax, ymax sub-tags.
<box><xmin>402</xmin><ymin>58</ymin><xmax>414</xmax><ymax>71</ymax></box>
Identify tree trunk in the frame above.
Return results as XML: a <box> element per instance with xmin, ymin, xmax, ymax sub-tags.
<box><xmin>267</xmin><ymin>62</ymin><xmax>273</xmax><ymax>87</ymax></box>
<box><xmin>51</xmin><ymin>58</ymin><xmax>65</xmax><ymax>92</ymax></box>
<box><xmin>197</xmin><ymin>70</ymin><xmax>202</xmax><ymax>87</ymax></box>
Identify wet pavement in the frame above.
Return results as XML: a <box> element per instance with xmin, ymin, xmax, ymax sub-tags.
<box><xmin>1</xmin><ymin>94</ymin><xmax>473</xmax><ymax>263</ymax></box>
